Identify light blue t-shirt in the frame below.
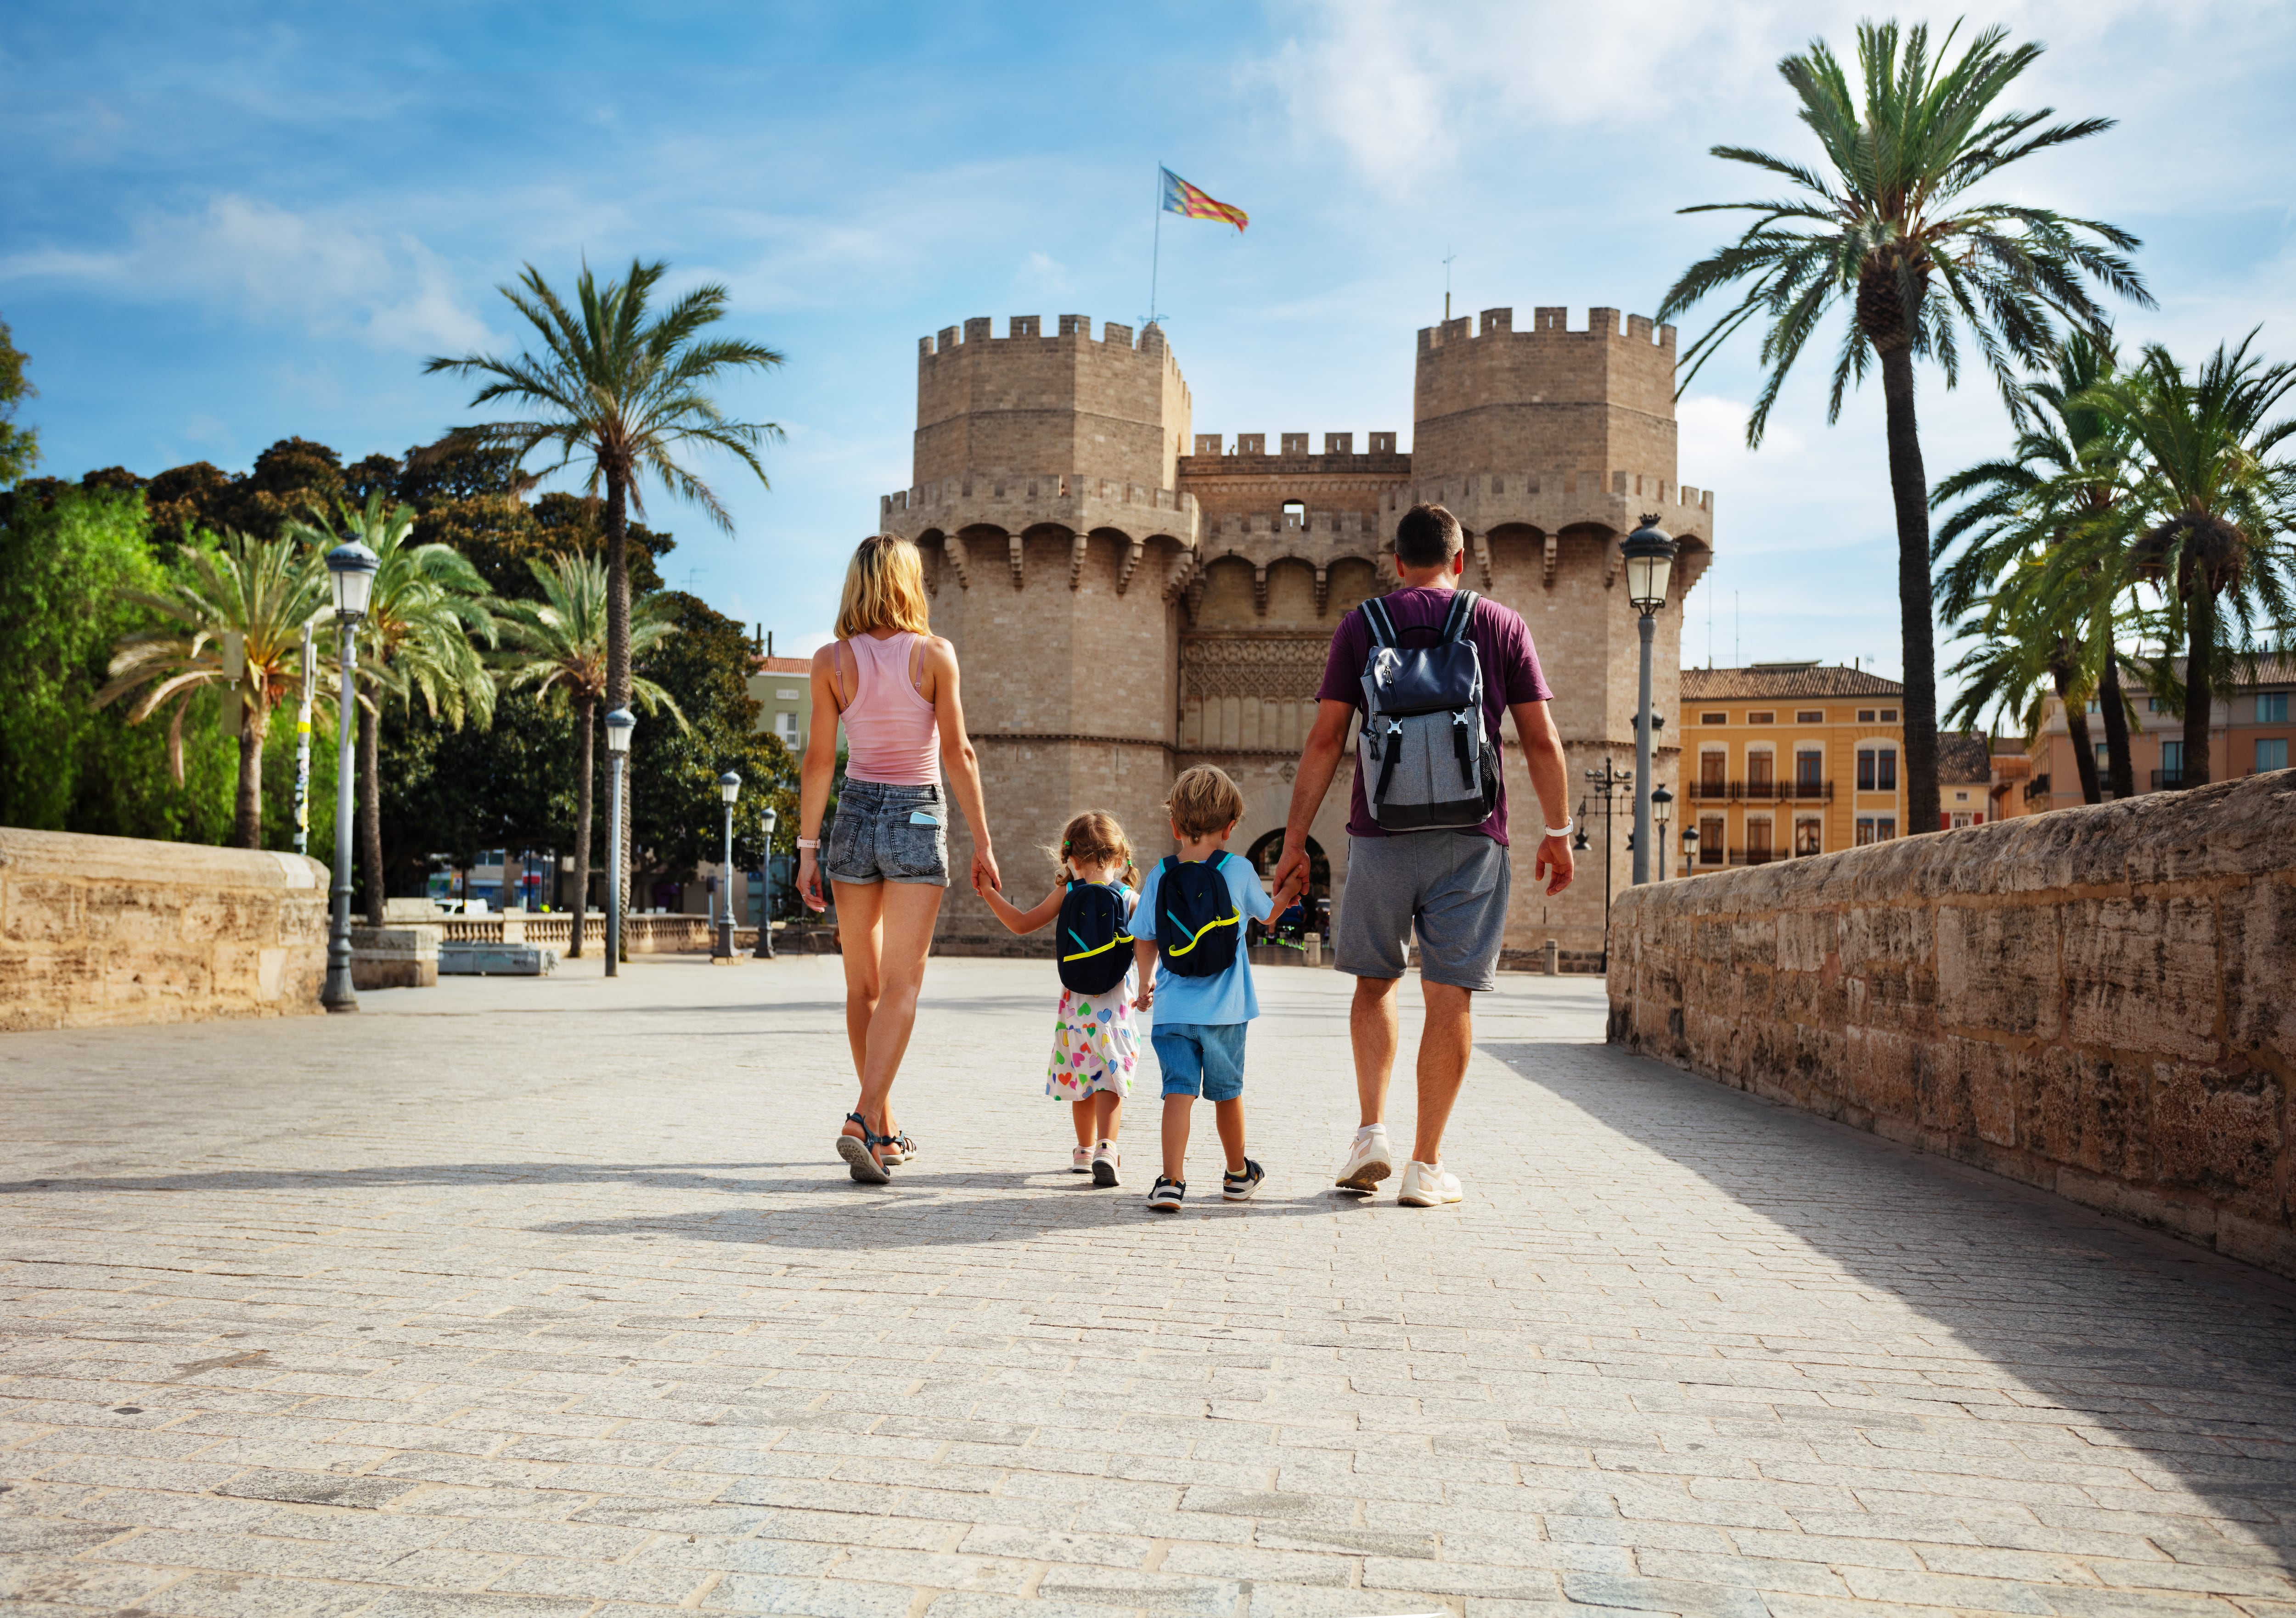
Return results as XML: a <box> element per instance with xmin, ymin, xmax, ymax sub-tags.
<box><xmin>1135</xmin><ymin>851</ymin><xmax>1274</xmax><ymax>1026</ymax></box>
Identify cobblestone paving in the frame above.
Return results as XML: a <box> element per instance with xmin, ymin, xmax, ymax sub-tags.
<box><xmin>3</xmin><ymin>955</ymin><xmax>2292</xmax><ymax>1618</ymax></box>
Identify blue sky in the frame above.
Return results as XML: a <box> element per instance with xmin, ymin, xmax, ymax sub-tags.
<box><xmin>6</xmin><ymin>0</ymin><xmax>2293</xmax><ymax>699</ymax></box>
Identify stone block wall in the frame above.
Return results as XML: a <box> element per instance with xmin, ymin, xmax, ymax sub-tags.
<box><xmin>0</xmin><ymin>828</ymin><xmax>330</xmax><ymax>1030</ymax></box>
<box><xmin>1605</xmin><ymin>771</ymin><xmax>2296</xmax><ymax>1277</ymax></box>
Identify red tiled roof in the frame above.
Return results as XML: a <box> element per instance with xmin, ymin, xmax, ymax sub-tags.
<box><xmin>1680</xmin><ymin>665</ymin><xmax>1905</xmax><ymax>701</ymax></box>
<box><xmin>750</xmin><ymin>655</ymin><xmax>811</xmax><ymax>675</ymax></box>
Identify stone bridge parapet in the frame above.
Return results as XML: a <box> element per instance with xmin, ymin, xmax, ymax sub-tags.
<box><xmin>0</xmin><ymin>827</ymin><xmax>329</xmax><ymax>1031</ymax></box>
<box><xmin>1606</xmin><ymin>770</ymin><xmax>2296</xmax><ymax>1277</ymax></box>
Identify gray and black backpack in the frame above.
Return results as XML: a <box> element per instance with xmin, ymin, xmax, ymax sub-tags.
<box><xmin>1356</xmin><ymin>590</ymin><xmax>1501</xmax><ymax>832</ymax></box>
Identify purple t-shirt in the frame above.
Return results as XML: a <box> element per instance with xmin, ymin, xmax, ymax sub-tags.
<box><xmin>1314</xmin><ymin>586</ymin><xmax>1553</xmax><ymax>845</ymax></box>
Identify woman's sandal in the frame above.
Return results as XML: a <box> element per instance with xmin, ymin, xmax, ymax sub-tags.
<box><xmin>886</xmin><ymin>1132</ymin><xmax>917</xmax><ymax>1165</ymax></box>
<box><xmin>836</xmin><ymin>1113</ymin><xmax>896</xmax><ymax>1184</ymax></box>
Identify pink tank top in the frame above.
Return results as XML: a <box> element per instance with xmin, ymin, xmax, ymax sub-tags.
<box><xmin>838</xmin><ymin>632</ymin><xmax>940</xmax><ymax>786</ymax></box>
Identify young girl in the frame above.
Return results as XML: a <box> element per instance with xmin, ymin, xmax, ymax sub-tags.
<box><xmin>975</xmin><ymin>811</ymin><xmax>1140</xmax><ymax>1186</ymax></box>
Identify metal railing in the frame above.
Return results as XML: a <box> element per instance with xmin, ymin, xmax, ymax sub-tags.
<box><xmin>2151</xmin><ymin>768</ymin><xmax>2185</xmax><ymax>789</ymax></box>
<box><xmin>1685</xmin><ymin>780</ymin><xmax>1835</xmax><ymax>803</ymax></box>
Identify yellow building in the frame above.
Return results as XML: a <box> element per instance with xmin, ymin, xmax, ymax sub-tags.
<box><xmin>1677</xmin><ymin>664</ymin><xmax>1907</xmax><ymax>872</ymax></box>
<box><xmin>746</xmin><ymin>652</ymin><xmax>813</xmax><ymax>752</ymax></box>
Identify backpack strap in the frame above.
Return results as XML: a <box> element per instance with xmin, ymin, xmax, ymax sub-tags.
<box><xmin>1440</xmin><ymin>589</ymin><xmax>1479</xmax><ymax>643</ymax></box>
<box><xmin>1360</xmin><ymin>595</ymin><xmax>1398</xmax><ymax>651</ymax></box>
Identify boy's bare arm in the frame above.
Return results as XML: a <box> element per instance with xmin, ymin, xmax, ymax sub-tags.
<box><xmin>1131</xmin><ymin>938</ymin><xmax>1158</xmax><ymax>1011</ymax></box>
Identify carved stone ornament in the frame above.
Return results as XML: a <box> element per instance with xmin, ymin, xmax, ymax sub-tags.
<box><xmin>1180</xmin><ymin>635</ymin><xmax>1331</xmax><ymax>701</ymax></box>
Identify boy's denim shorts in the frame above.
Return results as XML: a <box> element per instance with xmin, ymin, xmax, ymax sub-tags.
<box><xmin>1152</xmin><ymin>1022</ymin><xmax>1247</xmax><ymax>1101</ymax></box>
<box><xmin>825</xmin><ymin>779</ymin><xmax>950</xmax><ymax>887</ymax></box>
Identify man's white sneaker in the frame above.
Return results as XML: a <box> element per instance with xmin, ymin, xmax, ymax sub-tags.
<box><xmin>1334</xmin><ymin>1130</ymin><xmax>1394</xmax><ymax>1193</ymax></box>
<box><xmin>1398</xmin><ymin>1160</ymin><xmax>1462</xmax><ymax>1207</ymax></box>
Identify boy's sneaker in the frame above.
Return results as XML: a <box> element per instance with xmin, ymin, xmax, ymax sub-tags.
<box><xmin>1147</xmin><ymin>1176</ymin><xmax>1186</xmax><ymax>1212</ymax></box>
<box><xmin>1398</xmin><ymin>1160</ymin><xmax>1462</xmax><ymax>1207</ymax></box>
<box><xmin>1092</xmin><ymin>1140</ymin><xmax>1121</xmax><ymax>1187</ymax></box>
<box><xmin>1334</xmin><ymin>1128</ymin><xmax>1393</xmax><ymax>1193</ymax></box>
<box><xmin>1221</xmin><ymin>1159</ymin><xmax>1266</xmax><ymax>1202</ymax></box>
<box><xmin>1070</xmin><ymin>1146</ymin><xmax>1092</xmax><ymax>1174</ymax></box>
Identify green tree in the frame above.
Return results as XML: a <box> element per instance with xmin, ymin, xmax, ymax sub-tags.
<box><xmin>1933</xmin><ymin>331</ymin><xmax>2150</xmax><ymax>801</ymax></box>
<box><xmin>0</xmin><ymin>315</ymin><xmax>38</xmax><ymax>486</ymax></box>
<box><xmin>1657</xmin><ymin>20</ymin><xmax>2150</xmax><ymax>834</ymax></box>
<box><xmin>494</xmin><ymin>552</ymin><xmax>684</xmax><ymax>955</ymax></box>
<box><xmin>425</xmin><ymin>258</ymin><xmax>782</xmax><ymax>915</ymax></box>
<box><xmin>2083</xmin><ymin>332</ymin><xmax>2296</xmax><ymax>787</ymax></box>
<box><xmin>293</xmin><ymin>493</ymin><xmax>498</xmax><ymax>921</ymax></box>
<box><xmin>96</xmin><ymin>529</ymin><xmax>327</xmax><ymax>848</ymax></box>
<box><xmin>627</xmin><ymin>592</ymin><xmax>793</xmax><ymax>912</ymax></box>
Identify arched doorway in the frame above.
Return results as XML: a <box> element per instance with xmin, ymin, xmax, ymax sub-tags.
<box><xmin>1245</xmin><ymin>830</ymin><xmax>1329</xmax><ymax>940</ymax></box>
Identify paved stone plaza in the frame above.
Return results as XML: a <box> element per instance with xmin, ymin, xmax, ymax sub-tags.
<box><xmin>2</xmin><ymin>957</ymin><xmax>2292</xmax><ymax>1618</ymax></box>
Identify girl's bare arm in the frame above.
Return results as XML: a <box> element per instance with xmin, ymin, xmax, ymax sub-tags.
<box><xmin>980</xmin><ymin>880</ymin><xmax>1064</xmax><ymax>936</ymax></box>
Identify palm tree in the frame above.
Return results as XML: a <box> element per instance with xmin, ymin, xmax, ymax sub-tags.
<box><xmin>1657</xmin><ymin>20</ymin><xmax>2151</xmax><ymax>835</ymax></box>
<box><xmin>96</xmin><ymin>530</ymin><xmax>326</xmax><ymax>848</ymax></box>
<box><xmin>2083</xmin><ymin>332</ymin><xmax>2296</xmax><ymax>787</ymax></box>
<box><xmin>424</xmin><ymin>259</ymin><xmax>781</xmax><ymax>915</ymax></box>
<box><xmin>1937</xmin><ymin>579</ymin><xmax>2102</xmax><ymax>798</ymax></box>
<box><xmin>493</xmin><ymin>552</ymin><xmax>685</xmax><ymax>956</ymax></box>
<box><xmin>1934</xmin><ymin>331</ymin><xmax>2145</xmax><ymax>801</ymax></box>
<box><xmin>292</xmin><ymin>492</ymin><xmax>498</xmax><ymax>924</ymax></box>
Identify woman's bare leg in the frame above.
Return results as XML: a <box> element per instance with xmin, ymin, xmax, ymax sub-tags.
<box><xmin>838</xmin><ymin>880</ymin><xmax>943</xmax><ymax>1158</ymax></box>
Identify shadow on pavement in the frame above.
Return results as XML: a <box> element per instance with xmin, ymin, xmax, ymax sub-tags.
<box><xmin>1481</xmin><ymin>1038</ymin><xmax>2296</xmax><ymax>1558</ymax></box>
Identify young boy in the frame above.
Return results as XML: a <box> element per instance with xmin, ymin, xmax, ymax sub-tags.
<box><xmin>1131</xmin><ymin>766</ymin><xmax>1301</xmax><ymax>1212</ymax></box>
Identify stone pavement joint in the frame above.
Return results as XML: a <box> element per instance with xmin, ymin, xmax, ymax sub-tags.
<box><xmin>2</xmin><ymin>955</ymin><xmax>2292</xmax><ymax>1618</ymax></box>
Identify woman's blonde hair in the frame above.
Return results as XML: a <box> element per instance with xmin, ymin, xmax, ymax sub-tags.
<box><xmin>1049</xmin><ymin>810</ymin><xmax>1136</xmax><ymax>884</ymax></box>
<box><xmin>835</xmin><ymin>534</ymin><xmax>932</xmax><ymax>640</ymax></box>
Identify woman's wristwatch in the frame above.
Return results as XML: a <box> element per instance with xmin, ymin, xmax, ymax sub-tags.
<box><xmin>1544</xmin><ymin>819</ymin><xmax>1574</xmax><ymax>839</ymax></box>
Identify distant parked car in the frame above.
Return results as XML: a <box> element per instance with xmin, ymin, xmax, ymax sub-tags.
<box><xmin>433</xmin><ymin>898</ymin><xmax>490</xmax><ymax>916</ymax></box>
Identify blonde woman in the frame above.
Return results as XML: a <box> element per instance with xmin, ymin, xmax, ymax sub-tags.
<box><xmin>797</xmin><ymin>535</ymin><xmax>999</xmax><ymax>1183</ymax></box>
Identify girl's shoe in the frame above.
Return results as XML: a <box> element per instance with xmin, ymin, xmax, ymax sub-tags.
<box><xmin>1092</xmin><ymin>1141</ymin><xmax>1120</xmax><ymax>1187</ymax></box>
<box><xmin>836</xmin><ymin>1114</ymin><xmax>895</xmax><ymax>1185</ymax></box>
<box><xmin>1221</xmin><ymin>1158</ymin><xmax>1265</xmax><ymax>1202</ymax></box>
<box><xmin>1070</xmin><ymin>1146</ymin><xmax>1093</xmax><ymax>1173</ymax></box>
<box><xmin>1147</xmin><ymin>1176</ymin><xmax>1185</xmax><ymax>1212</ymax></box>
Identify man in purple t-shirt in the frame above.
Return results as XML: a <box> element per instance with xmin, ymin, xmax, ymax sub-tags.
<box><xmin>1272</xmin><ymin>503</ymin><xmax>1574</xmax><ymax>1208</ymax></box>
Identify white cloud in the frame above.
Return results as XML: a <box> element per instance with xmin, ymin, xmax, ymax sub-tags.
<box><xmin>0</xmin><ymin>195</ymin><xmax>493</xmax><ymax>355</ymax></box>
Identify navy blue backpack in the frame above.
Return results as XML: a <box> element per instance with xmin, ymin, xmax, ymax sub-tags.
<box><xmin>1154</xmin><ymin>852</ymin><xmax>1242</xmax><ymax>978</ymax></box>
<box><xmin>1057</xmin><ymin>882</ymin><xmax>1134</xmax><ymax>995</ymax></box>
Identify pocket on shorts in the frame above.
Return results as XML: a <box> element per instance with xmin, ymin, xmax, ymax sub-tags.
<box><xmin>887</xmin><ymin>814</ymin><xmax>948</xmax><ymax>884</ymax></box>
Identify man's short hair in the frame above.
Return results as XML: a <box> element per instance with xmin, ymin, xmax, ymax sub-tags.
<box><xmin>1165</xmin><ymin>765</ymin><xmax>1246</xmax><ymax>840</ymax></box>
<box><xmin>1395</xmin><ymin>502</ymin><xmax>1463</xmax><ymax>568</ymax></box>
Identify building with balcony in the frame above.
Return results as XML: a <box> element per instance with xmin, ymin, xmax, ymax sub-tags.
<box><xmin>2024</xmin><ymin>656</ymin><xmax>2294</xmax><ymax>806</ymax></box>
<box><xmin>1678</xmin><ymin>663</ymin><xmax>1906</xmax><ymax>871</ymax></box>
<box><xmin>746</xmin><ymin>640</ymin><xmax>814</xmax><ymax>753</ymax></box>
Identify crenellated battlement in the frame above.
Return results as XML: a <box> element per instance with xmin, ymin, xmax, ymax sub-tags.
<box><xmin>1417</xmin><ymin>307</ymin><xmax>1676</xmax><ymax>353</ymax></box>
<box><xmin>918</xmin><ymin>314</ymin><xmax>1176</xmax><ymax>363</ymax></box>
<box><xmin>1182</xmin><ymin>432</ymin><xmax>1405</xmax><ymax>461</ymax></box>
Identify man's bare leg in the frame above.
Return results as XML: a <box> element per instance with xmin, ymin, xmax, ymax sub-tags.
<box><xmin>1412</xmin><ymin>980</ymin><xmax>1474</xmax><ymax>1166</ymax></box>
<box><xmin>1350</xmin><ymin>975</ymin><xmax>1400</xmax><ymax>1127</ymax></box>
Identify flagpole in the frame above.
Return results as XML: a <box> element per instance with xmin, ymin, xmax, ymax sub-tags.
<box><xmin>1149</xmin><ymin>166</ymin><xmax>1163</xmax><ymax>325</ymax></box>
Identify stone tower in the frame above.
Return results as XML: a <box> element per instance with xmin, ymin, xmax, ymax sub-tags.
<box><xmin>879</xmin><ymin>317</ymin><xmax>1200</xmax><ymax>949</ymax></box>
<box><xmin>878</xmin><ymin>304</ymin><xmax>1714</xmax><ymax>965</ymax></box>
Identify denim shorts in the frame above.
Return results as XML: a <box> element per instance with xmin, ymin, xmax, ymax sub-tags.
<box><xmin>824</xmin><ymin>779</ymin><xmax>950</xmax><ymax>887</ymax></box>
<box><xmin>1152</xmin><ymin>1021</ymin><xmax>1247</xmax><ymax>1101</ymax></box>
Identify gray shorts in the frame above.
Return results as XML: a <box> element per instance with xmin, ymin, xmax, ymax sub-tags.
<box><xmin>1334</xmin><ymin>831</ymin><xmax>1510</xmax><ymax>991</ymax></box>
<box><xmin>824</xmin><ymin>779</ymin><xmax>950</xmax><ymax>887</ymax></box>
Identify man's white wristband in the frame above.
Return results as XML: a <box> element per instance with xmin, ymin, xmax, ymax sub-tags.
<box><xmin>1544</xmin><ymin>819</ymin><xmax>1574</xmax><ymax>839</ymax></box>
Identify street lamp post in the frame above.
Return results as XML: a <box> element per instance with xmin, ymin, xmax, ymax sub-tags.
<box><xmin>715</xmin><ymin>771</ymin><xmax>741</xmax><ymax>961</ymax></box>
<box><xmin>603</xmin><ymin>708</ymin><xmax>634</xmax><ymax>978</ymax></box>
<box><xmin>1580</xmin><ymin>759</ymin><xmax>1634</xmax><ymax>972</ymax></box>
<box><xmin>1681</xmin><ymin>824</ymin><xmax>1701</xmax><ymax>878</ymax></box>
<box><xmin>1622</xmin><ymin>514</ymin><xmax>1678</xmax><ymax>886</ymax></box>
<box><xmin>320</xmin><ymin>539</ymin><xmax>379</xmax><ymax>1013</ymax></box>
<box><xmin>754</xmin><ymin>806</ymin><xmax>778</xmax><ymax>959</ymax></box>
<box><xmin>1652</xmin><ymin>784</ymin><xmax>1672</xmax><ymax>884</ymax></box>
